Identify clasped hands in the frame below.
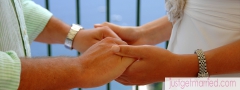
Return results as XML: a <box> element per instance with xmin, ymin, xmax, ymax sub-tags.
<box><xmin>73</xmin><ymin>22</ymin><xmax>178</xmax><ymax>87</ymax></box>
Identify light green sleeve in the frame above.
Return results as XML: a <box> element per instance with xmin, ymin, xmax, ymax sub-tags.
<box><xmin>21</xmin><ymin>0</ymin><xmax>53</xmax><ymax>43</ymax></box>
<box><xmin>0</xmin><ymin>51</ymin><xmax>21</xmax><ymax>90</ymax></box>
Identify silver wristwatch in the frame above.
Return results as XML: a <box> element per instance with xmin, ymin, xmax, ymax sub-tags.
<box><xmin>195</xmin><ymin>49</ymin><xmax>209</xmax><ymax>77</ymax></box>
<box><xmin>64</xmin><ymin>24</ymin><xmax>83</xmax><ymax>50</ymax></box>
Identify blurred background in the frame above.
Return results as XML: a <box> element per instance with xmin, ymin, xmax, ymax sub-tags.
<box><xmin>31</xmin><ymin>0</ymin><xmax>166</xmax><ymax>90</ymax></box>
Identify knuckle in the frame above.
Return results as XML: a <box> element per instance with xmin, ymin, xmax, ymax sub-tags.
<box><xmin>102</xmin><ymin>22</ymin><xmax>109</xmax><ymax>25</ymax></box>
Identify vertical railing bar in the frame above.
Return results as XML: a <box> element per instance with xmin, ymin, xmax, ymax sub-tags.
<box><xmin>165</xmin><ymin>10</ymin><xmax>168</xmax><ymax>49</ymax></box>
<box><xmin>106</xmin><ymin>0</ymin><xmax>110</xmax><ymax>22</ymax></box>
<box><xmin>45</xmin><ymin>0</ymin><xmax>51</xmax><ymax>57</ymax></box>
<box><xmin>45</xmin><ymin>0</ymin><xmax>49</xmax><ymax>13</ymax></box>
<box><xmin>106</xmin><ymin>0</ymin><xmax>110</xmax><ymax>90</ymax></box>
<box><xmin>136</xmin><ymin>0</ymin><xmax>140</xmax><ymax>90</ymax></box>
<box><xmin>165</xmin><ymin>41</ymin><xmax>169</xmax><ymax>49</ymax></box>
<box><xmin>76</xmin><ymin>0</ymin><xmax>80</xmax><ymax>25</ymax></box>
<box><xmin>76</xmin><ymin>0</ymin><xmax>81</xmax><ymax>56</ymax></box>
<box><xmin>136</xmin><ymin>0</ymin><xmax>140</xmax><ymax>26</ymax></box>
<box><xmin>75</xmin><ymin>2</ymin><xmax>82</xmax><ymax>88</ymax></box>
<box><xmin>76</xmin><ymin>0</ymin><xmax>82</xmax><ymax>90</ymax></box>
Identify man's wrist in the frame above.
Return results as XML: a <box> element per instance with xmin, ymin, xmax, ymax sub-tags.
<box><xmin>72</xmin><ymin>57</ymin><xmax>94</xmax><ymax>88</ymax></box>
<box><xmin>64</xmin><ymin>24</ymin><xmax>84</xmax><ymax>49</ymax></box>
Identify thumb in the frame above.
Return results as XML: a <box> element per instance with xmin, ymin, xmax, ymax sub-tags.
<box><xmin>111</xmin><ymin>45</ymin><xmax>146</xmax><ymax>58</ymax></box>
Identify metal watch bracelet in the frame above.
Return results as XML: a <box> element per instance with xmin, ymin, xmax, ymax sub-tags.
<box><xmin>195</xmin><ymin>49</ymin><xmax>209</xmax><ymax>77</ymax></box>
<box><xmin>64</xmin><ymin>24</ymin><xmax>83</xmax><ymax>50</ymax></box>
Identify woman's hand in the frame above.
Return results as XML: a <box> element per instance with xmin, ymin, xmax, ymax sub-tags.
<box><xmin>111</xmin><ymin>45</ymin><xmax>180</xmax><ymax>85</ymax></box>
<box><xmin>95</xmin><ymin>16</ymin><xmax>173</xmax><ymax>45</ymax></box>
<box><xmin>94</xmin><ymin>22</ymin><xmax>148</xmax><ymax>45</ymax></box>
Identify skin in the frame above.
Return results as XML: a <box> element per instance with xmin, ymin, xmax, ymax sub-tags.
<box><xmin>96</xmin><ymin>15</ymin><xmax>240</xmax><ymax>85</ymax></box>
<box><xmin>36</xmin><ymin>17</ymin><xmax>120</xmax><ymax>53</ymax></box>
<box><xmin>18</xmin><ymin>16</ymin><xmax>135</xmax><ymax>89</ymax></box>
<box><xmin>94</xmin><ymin>16</ymin><xmax>172</xmax><ymax>45</ymax></box>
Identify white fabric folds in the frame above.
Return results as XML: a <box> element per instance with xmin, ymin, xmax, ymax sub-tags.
<box><xmin>165</xmin><ymin>0</ymin><xmax>186</xmax><ymax>22</ymax></box>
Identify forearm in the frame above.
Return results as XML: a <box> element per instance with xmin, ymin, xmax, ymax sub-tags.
<box><xmin>18</xmin><ymin>57</ymin><xmax>80</xmax><ymax>90</ymax></box>
<box><xmin>139</xmin><ymin>16</ymin><xmax>172</xmax><ymax>45</ymax></box>
<box><xmin>35</xmin><ymin>16</ymin><xmax>70</xmax><ymax>44</ymax></box>
<box><xmin>176</xmin><ymin>40</ymin><xmax>240</xmax><ymax>77</ymax></box>
<box><xmin>205</xmin><ymin>40</ymin><xmax>240</xmax><ymax>75</ymax></box>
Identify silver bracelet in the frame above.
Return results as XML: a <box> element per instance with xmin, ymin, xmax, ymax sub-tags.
<box><xmin>195</xmin><ymin>49</ymin><xmax>209</xmax><ymax>77</ymax></box>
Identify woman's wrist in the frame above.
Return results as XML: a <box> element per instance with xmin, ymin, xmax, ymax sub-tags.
<box><xmin>134</xmin><ymin>26</ymin><xmax>145</xmax><ymax>40</ymax></box>
<box><xmin>173</xmin><ymin>54</ymin><xmax>199</xmax><ymax>77</ymax></box>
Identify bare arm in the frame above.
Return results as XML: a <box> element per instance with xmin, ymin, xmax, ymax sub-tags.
<box><xmin>34</xmin><ymin>16</ymin><xmax>69</xmax><ymax>44</ymax></box>
<box><xmin>18</xmin><ymin>38</ymin><xmax>135</xmax><ymax>89</ymax></box>
<box><xmin>111</xmin><ymin>40</ymin><xmax>240</xmax><ymax>85</ymax></box>
<box><xmin>18</xmin><ymin>57</ymin><xmax>80</xmax><ymax>90</ymax></box>
<box><xmin>35</xmin><ymin>16</ymin><xmax>120</xmax><ymax>53</ymax></box>
<box><xmin>95</xmin><ymin>16</ymin><xmax>172</xmax><ymax>45</ymax></box>
<box><xmin>139</xmin><ymin>16</ymin><xmax>172</xmax><ymax>45</ymax></box>
<box><xmin>178</xmin><ymin>40</ymin><xmax>240</xmax><ymax>77</ymax></box>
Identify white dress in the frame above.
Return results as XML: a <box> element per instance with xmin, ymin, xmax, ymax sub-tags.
<box><xmin>162</xmin><ymin>0</ymin><xmax>240</xmax><ymax>90</ymax></box>
<box><xmin>167</xmin><ymin>0</ymin><xmax>240</xmax><ymax>76</ymax></box>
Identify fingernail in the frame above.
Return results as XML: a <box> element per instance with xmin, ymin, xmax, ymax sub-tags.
<box><xmin>111</xmin><ymin>45</ymin><xmax>120</xmax><ymax>53</ymax></box>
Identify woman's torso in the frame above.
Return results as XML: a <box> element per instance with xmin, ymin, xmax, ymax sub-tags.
<box><xmin>167</xmin><ymin>0</ymin><xmax>240</xmax><ymax>76</ymax></box>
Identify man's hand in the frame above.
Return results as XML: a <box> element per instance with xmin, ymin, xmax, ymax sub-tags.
<box><xmin>110</xmin><ymin>45</ymin><xmax>179</xmax><ymax>85</ymax></box>
<box><xmin>35</xmin><ymin>17</ymin><xmax>121</xmax><ymax>53</ymax></box>
<box><xmin>73</xmin><ymin>26</ymin><xmax>120</xmax><ymax>53</ymax></box>
<box><xmin>76</xmin><ymin>37</ymin><xmax>136</xmax><ymax>88</ymax></box>
<box><xmin>94</xmin><ymin>22</ymin><xmax>147</xmax><ymax>45</ymax></box>
<box><xmin>19</xmin><ymin>37</ymin><xmax>135</xmax><ymax>90</ymax></box>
